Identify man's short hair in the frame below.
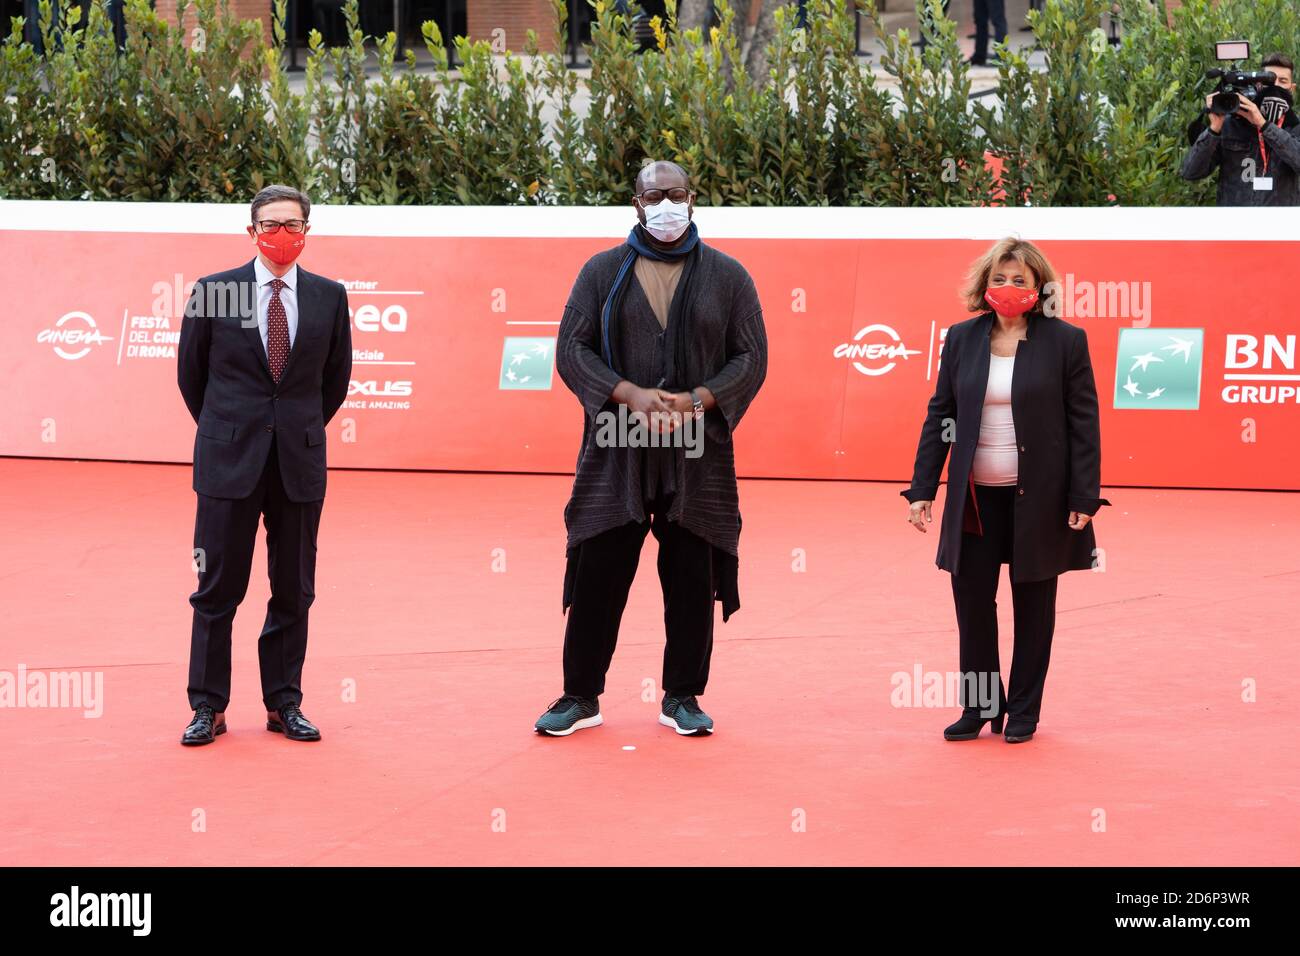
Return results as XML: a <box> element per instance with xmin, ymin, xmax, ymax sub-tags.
<box><xmin>251</xmin><ymin>184</ymin><xmax>311</xmax><ymax>222</ymax></box>
<box><xmin>1262</xmin><ymin>52</ymin><xmax>1294</xmax><ymax>74</ymax></box>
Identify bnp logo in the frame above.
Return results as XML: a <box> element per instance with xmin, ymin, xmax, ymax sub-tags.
<box><xmin>1113</xmin><ymin>327</ymin><xmax>1203</xmax><ymax>410</ymax></box>
<box><xmin>499</xmin><ymin>337</ymin><xmax>554</xmax><ymax>390</ymax></box>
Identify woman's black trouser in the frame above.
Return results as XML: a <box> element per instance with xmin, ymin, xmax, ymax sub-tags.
<box><xmin>950</xmin><ymin>483</ymin><xmax>1059</xmax><ymax>726</ymax></box>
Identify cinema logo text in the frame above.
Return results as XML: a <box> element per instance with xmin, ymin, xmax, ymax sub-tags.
<box><xmin>834</xmin><ymin>323</ymin><xmax>922</xmax><ymax>377</ymax></box>
<box><xmin>36</xmin><ymin>312</ymin><xmax>114</xmax><ymax>360</ymax></box>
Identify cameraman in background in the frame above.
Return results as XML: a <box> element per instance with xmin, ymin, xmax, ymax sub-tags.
<box><xmin>1181</xmin><ymin>52</ymin><xmax>1300</xmax><ymax>205</ymax></box>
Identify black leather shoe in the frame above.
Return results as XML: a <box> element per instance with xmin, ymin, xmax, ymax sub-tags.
<box><xmin>266</xmin><ymin>702</ymin><xmax>321</xmax><ymax>741</ymax></box>
<box><xmin>181</xmin><ymin>703</ymin><xmax>226</xmax><ymax>746</ymax></box>
<box><xmin>943</xmin><ymin>710</ymin><xmax>1004</xmax><ymax>740</ymax></box>
<box><xmin>1004</xmin><ymin>718</ymin><xmax>1036</xmax><ymax>743</ymax></box>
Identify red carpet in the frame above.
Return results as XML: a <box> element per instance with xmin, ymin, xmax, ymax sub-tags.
<box><xmin>0</xmin><ymin>458</ymin><xmax>1295</xmax><ymax>865</ymax></box>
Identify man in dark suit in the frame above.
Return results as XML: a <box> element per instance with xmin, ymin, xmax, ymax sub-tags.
<box><xmin>177</xmin><ymin>184</ymin><xmax>352</xmax><ymax>746</ymax></box>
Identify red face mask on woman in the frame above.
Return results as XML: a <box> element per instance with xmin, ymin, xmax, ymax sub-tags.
<box><xmin>256</xmin><ymin>229</ymin><xmax>307</xmax><ymax>266</ymax></box>
<box><xmin>984</xmin><ymin>285</ymin><xmax>1038</xmax><ymax>316</ymax></box>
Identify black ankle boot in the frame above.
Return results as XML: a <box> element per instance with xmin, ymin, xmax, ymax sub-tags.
<box><xmin>943</xmin><ymin>710</ymin><xmax>1004</xmax><ymax>740</ymax></box>
<box><xmin>1003</xmin><ymin>718</ymin><xmax>1036</xmax><ymax>743</ymax></box>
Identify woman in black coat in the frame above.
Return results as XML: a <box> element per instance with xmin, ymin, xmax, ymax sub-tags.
<box><xmin>902</xmin><ymin>238</ymin><xmax>1110</xmax><ymax>743</ymax></box>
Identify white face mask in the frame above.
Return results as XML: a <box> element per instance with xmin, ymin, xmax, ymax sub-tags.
<box><xmin>642</xmin><ymin>197</ymin><xmax>691</xmax><ymax>242</ymax></box>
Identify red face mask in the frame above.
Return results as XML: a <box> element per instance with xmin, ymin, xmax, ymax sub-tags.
<box><xmin>984</xmin><ymin>285</ymin><xmax>1038</xmax><ymax>316</ymax></box>
<box><xmin>255</xmin><ymin>228</ymin><xmax>307</xmax><ymax>266</ymax></box>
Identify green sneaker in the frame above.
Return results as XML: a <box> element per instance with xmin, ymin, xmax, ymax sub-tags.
<box><xmin>534</xmin><ymin>695</ymin><xmax>602</xmax><ymax>736</ymax></box>
<box><xmin>659</xmin><ymin>695</ymin><xmax>714</xmax><ymax>736</ymax></box>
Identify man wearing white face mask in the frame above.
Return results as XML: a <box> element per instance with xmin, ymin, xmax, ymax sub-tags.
<box><xmin>535</xmin><ymin>161</ymin><xmax>768</xmax><ymax>738</ymax></box>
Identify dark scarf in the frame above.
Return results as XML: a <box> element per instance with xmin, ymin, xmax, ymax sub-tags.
<box><xmin>600</xmin><ymin>221</ymin><xmax>701</xmax><ymax>390</ymax></box>
<box><xmin>1259</xmin><ymin>85</ymin><xmax>1299</xmax><ymax>130</ymax></box>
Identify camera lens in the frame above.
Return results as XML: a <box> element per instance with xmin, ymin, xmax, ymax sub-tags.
<box><xmin>1211</xmin><ymin>91</ymin><xmax>1241</xmax><ymax>115</ymax></box>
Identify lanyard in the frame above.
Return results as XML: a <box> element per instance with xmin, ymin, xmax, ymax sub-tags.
<box><xmin>1257</xmin><ymin>115</ymin><xmax>1285</xmax><ymax>175</ymax></box>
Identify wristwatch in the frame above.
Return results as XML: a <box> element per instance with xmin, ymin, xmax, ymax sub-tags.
<box><xmin>689</xmin><ymin>388</ymin><xmax>704</xmax><ymax>420</ymax></box>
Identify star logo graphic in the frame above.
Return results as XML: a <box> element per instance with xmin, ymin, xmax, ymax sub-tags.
<box><xmin>1114</xmin><ymin>328</ymin><xmax>1204</xmax><ymax>410</ymax></box>
<box><xmin>1161</xmin><ymin>336</ymin><xmax>1195</xmax><ymax>362</ymax></box>
<box><xmin>1129</xmin><ymin>351</ymin><xmax>1164</xmax><ymax>373</ymax></box>
<box><xmin>499</xmin><ymin>336</ymin><xmax>556</xmax><ymax>391</ymax></box>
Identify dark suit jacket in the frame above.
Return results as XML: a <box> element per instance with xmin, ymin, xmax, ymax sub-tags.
<box><xmin>178</xmin><ymin>259</ymin><xmax>352</xmax><ymax>503</ymax></box>
<box><xmin>902</xmin><ymin>311</ymin><xmax>1111</xmax><ymax>582</ymax></box>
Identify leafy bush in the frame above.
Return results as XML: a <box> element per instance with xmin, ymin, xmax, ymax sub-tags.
<box><xmin>0</xmin><ymin>0</ymin><xmax>1291</xmax><ymax>205</ymax></box>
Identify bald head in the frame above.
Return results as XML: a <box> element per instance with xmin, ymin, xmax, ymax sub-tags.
<box><xmin>636</xmin><ymin>161</ymin><xmax>691</xmax><ymax>193</ymax></box>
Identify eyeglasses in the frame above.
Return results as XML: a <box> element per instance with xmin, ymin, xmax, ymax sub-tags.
<box><xmin>635</xmin><ymin>188</ymin><xmax>691</xmax><ymax>205</ymax></box>
<box><xmin>254</xmin><ymin>219</ymin><xmax>307</xmax><ymax>234</ymax></box>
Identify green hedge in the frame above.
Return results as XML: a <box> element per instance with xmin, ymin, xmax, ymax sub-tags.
<box><xmin>1</xmin><ymin>0</ymin><xmax>1296</xmax><ymax>205</ymax></box>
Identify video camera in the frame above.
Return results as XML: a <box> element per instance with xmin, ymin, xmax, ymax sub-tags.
<box><xmin>1205</xmin><ymin>40</ymin><xmax>1276</xmax><ymax>117</ymax></box>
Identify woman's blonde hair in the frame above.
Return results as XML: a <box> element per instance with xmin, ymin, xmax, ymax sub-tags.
<box><xmin>961</xmin><ymin>237</ymin><xmax>1059</xmax><ymax>313</ymax></box>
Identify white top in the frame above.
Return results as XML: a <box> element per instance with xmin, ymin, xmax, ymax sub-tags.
<box><xmin>253</xmin><ymin>256</ymin><xmax>300</xmax><ymax>353</ymax></box>
<box><xmin>972</xmin><ymin>353</ymin><xmax>1018</xmax><ymax>486</ymax></box>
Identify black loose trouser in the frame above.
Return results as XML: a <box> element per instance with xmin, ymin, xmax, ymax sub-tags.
<box><xmin>562</xmin><ymin>497</ymin><xmax>716</xmax><ymax>699</ymax></box>
<box><xmin>950</xmin><ymin>483</ymin><xmax>1058</xmax><ymax>726</ymax></box>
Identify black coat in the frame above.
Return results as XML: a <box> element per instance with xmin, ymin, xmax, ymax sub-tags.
<box><xmin>902</xmin><ymin>311</ymin><xmax>1111</xmax><ymax>582</ymax></box>
<box><xmin>178</xmin><ymin>259</ymin><xmax>353</xmax><ymax>503</ymax></box>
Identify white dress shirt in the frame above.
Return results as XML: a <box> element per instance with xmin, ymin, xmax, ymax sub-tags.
<box><xmin>253</xmin><ymin>256</ymin><xmax>299</xmax><ymax>354</ymax></box>
<box><xmin>972</xmin><ymin>353</ymin><xmax>1018</xmax><ymax>486</ymax></box>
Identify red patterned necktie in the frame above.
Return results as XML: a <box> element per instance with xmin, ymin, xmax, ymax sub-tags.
<box><xmin>266</xmin><ymin>277</ymin><xmax>290</xmax><ymax>382</ymax></box>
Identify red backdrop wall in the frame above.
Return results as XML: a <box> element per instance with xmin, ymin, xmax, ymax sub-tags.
<box><xmin>2</xmin><ymin>204</ymin><xmax>1295</xmax><ymax>490</ymax></box>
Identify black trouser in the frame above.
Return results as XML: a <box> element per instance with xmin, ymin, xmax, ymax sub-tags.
<box><xmin>950</xmin><ymin>484</ymin><xmax>1058</xmax><ymax>726</ymax></box>
<box><xmin>187</xmin><ymin>436</ymin><xmax>323</xmax><ymax>713</ymax></box>
<box><xmin>973</xmin><ymin>0</ymin><xmax>1009</xmax><ymax>61</ymax></box>
<box><xmin>562</xmin><ymin>499</ymin><xmax>716</xmax><ymax>699</ymax></box>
